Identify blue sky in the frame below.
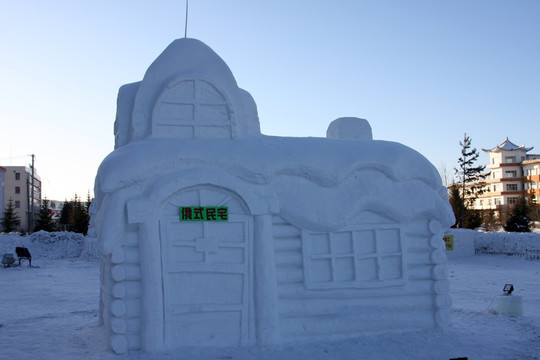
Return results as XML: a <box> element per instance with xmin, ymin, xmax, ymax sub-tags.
<box><xmin>1</xmin><ymin>0</ymin><xmax>539</xmax><ymax>200</ymax></box>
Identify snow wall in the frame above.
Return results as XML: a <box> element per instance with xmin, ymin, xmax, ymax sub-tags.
<box><xmin>444</xmin><ymin>229</ymin><xmax>476</xmax><ymax>259</ymax></box>
<box><xmin>92</xmin><ymin>38</ymin><xmax>456</xmax><ymax>354</ymax></box>
<box><xmin>0</xmin><ymin>231</ymin><xmax>96</xmax><ymax>261</ymax></box>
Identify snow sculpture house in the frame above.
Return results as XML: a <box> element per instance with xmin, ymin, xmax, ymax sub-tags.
<box><xmin>92</xmin><ymin>38</ymin><xmax>455</xmax><ymax>354</ymax></box>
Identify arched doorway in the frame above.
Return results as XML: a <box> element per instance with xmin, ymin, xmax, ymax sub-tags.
<box><xmin>159</xmin><ymin>185</ymin><xmax>253</xmax><ymax>347</ymax></box>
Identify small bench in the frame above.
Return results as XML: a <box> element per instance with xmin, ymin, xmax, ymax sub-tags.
<box><xmin>15</xmin><ymin>247</ymin><xmax>31</xmax><ymax>266</ymax></box>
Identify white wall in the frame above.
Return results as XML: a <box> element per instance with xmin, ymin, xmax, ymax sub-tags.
<box><xmin>444</xmin><ymin>229</ymin><xmax>476</xmax><ymax>260</ymax></box>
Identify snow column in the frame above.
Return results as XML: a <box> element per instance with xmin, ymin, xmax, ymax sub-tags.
<box><xmin>254</xmin><ymin>214</ymin><xmax>281</xmax><ymax>344</ymax></box>
<box><xmin>429</xmin><ymin>219</ymin><xmax>452</xmax><ymax>328</ymax></box>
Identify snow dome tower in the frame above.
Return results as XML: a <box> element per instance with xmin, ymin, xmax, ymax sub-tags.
<box><xmin>93</xmin><ymin>38</ymin><xmax>455</xmax><ymax>354</ymax></box>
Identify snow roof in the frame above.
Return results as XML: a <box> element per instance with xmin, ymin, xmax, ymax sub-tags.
<box><xmin>482</xmin><ymin>138</ymin><xmax>533</xmax><ymax>153</ymax></box>
<box><xmin>95</xmin><ymin>135</ymin><xmax>454</xmax><ymax>232</ymax></box>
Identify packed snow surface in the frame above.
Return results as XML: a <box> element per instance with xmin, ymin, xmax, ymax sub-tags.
<box><xmin>0</xmin><ymin>231</ymin><xmax>539</xmax><ymax>359</ymax></box>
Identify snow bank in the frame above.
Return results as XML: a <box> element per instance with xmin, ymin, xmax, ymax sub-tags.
<box><xmin>442</xmin><ymin>229</ymin><xmax>540</xmax><ymax>261</ymax></box>
<box><xmin>0</xmin><ymin>232</ymin><xmax>99</xmax><ymax>262</ymax></box>
<box><xmin>474</xmin><ymin>231</ymin><xmax>540</xmax><ymax>253</ymax></box>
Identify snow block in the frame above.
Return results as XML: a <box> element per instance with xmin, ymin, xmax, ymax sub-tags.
<box><xmin>494</xmin><ymin>295</ymin><xmax>523</xmax><ymax>316</ymax></box>
<box><xmin>93</xmin><ymin>38</ymin><xmax>455</xmax><ymax>353</ymax></box>
<box><xmin>445</xmin><ymin>229</ymin><xmax>476</xmax><ymax>260</ymax></box>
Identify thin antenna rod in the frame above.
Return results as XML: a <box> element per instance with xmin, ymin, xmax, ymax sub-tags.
<box><xmin>184</xmin><ymin>0</ymin><xmax>189</xmax><ymax>38</ymax></box>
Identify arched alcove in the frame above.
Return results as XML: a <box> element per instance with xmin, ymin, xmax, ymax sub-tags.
<box><xmin>152</xmin><ymin>78</ymin><xmax>234</xmax><ymax>139</ymax></box>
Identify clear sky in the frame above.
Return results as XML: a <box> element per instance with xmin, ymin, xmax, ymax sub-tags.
<box><xmin>1</xmin><ymin>0</ymin><xmax>539</xmax><ymax>200</ymax></box>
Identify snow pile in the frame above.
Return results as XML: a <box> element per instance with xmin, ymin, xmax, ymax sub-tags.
<box><xmin>0</xmin><ymin>231</ymin><xmax>98</xmax><ymax>261</ymax></box>
<box><xmin>474</xmin><ymin>231</ymin><xmax>540</xmax><ymax>253</ymax></box>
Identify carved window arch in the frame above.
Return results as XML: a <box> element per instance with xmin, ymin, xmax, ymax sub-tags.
<box><xmin>152</xmin><ymin>79</ymin><xmax>233</xmax><ymax>139</ymax></box>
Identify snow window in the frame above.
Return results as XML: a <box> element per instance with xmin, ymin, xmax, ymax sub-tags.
<box><xmin>302</xmin><ymin>225</ymin><xmax>406</xmax><ymax>289</ymax></box>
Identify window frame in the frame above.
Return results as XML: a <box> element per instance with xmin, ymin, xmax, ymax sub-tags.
<box><xmin>506</xmin><ymin>183</ymin><xmax>518</xmax><ymax>191</ymax></box>
<box><xmin>301</xmin><ymin>224</ymin><xmax>407</xmax><ymax>290</ymax></box>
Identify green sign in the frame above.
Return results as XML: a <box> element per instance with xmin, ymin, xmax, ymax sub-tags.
<box><xmin>180</xmin><ymin>207</ymin><xmax>228</xmax><ymax>221</ymax></box>
<box><xmin>443</xmin><ymin>235</ymin><xmax>454</xmax><ymax>251</ymax></box>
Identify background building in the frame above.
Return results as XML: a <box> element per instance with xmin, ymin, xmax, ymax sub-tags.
<box><xmin>1</xmin><ymin>165</ymin><xmax>42</xmax><ymax>232</ymax></box>
<box><xmin>473</xmin><ymin>138</ymin><xmax>540</xmax><ymax>209</ymax></box>
<box><xmin>523</xmin><ymin>158</ymin><xmax>540</xmax><ymax>205</ymax></box>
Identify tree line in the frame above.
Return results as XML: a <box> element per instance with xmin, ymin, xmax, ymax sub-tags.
<box><xmin>1</xmin><ymin>193</ymin><xmax>92</xmax><ymax>235</ymax></box>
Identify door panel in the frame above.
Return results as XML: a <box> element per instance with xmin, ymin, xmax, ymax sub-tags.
<box><xmin>159</xmin><ymin>187</ymin><xmax>252</xmax><ymax>347</ymax></box>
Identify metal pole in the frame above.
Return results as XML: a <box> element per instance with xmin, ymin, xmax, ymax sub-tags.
<box><xmin>184</xmin><ymin>0</ymin><xmax>189</xmax><ymax>38</ymax></box>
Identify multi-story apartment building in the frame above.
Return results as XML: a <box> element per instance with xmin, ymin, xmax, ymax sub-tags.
<box><xmin>473</xmin><ymin>138</ymin><xmax>540</xmax><ymax>210</ymax></box>
<box><xmin>1</xmin><ymin>165</ymin><xmax>42</xmax><ymax>232</ymax></box>
<box><xmin>523</xmin><ymin>158</ymin><xmax>540</xmax><ymax>204</ymax></box>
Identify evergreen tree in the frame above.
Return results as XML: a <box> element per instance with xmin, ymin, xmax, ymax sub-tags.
<box><xmin>59</xmin><ymin>199</ymin><xmax>72</xmax><ymax>230</ymax></box>
<box><xmin>482</xmin><ymin>209</ymin><xmax>499</xmax><ymax>231</ymax></box>
<box><xmin>464</xmin><ymin>209</ymin><xmax>483</xmax><ymax>229</ymax></box>
<box><xmin>448</xmin><ymin>182</ymin><xmax>483</xmax><ymax>229</ymax></box>
<box><xmin>453</xmin><ymin>133</ymin><xmax>487</xmax><ymax>228</ymax></box>
<box><xmin>70</xmin><ymin>194</ymin><xmax>90</xmax><ymax>235</ymax></box>
<box><xmin>34</xmin><ymin>198</ymin><xmax>56</xmax><ymax>232</ymax></box>
<box><xmin>85</xmin><ymin>191</ymin><xmax>93</xmax><ymax>214</ymax></box>
<box><xmin>529</xmin><ymin>203</ymin><xmax>540</xmax><ymax>226</ymax></box>
<box><xmin>504</xmin><ymin>197</ymin><xmax>531</xmax><ymax>232</ymax></box>
<box><xmin>2</xmin><ymin>199</ymin><xmax>21</xmax><ymax>232</ymax></box>
<box><xmin>57</xmin><ymin>194</ymin><xmax>93</xmax><ymax>234</ymax></box>
<box><xmin>448</xmin><ymin>183</ymin><xmax>464</xmax><ymax>228</ymax></box>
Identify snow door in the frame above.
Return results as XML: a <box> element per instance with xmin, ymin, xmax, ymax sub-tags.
<box><xmin>159</xmin><ymin>186</ymin><xmax>253</xmax><ymax>347</ymax></box>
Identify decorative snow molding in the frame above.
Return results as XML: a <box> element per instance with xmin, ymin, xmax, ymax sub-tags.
<box><xmin>93</xmin><ymin>38</ymin><xmax>455</xmax><ymax>354</ymax></box>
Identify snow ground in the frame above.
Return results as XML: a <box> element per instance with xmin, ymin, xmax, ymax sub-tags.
<box><xmin>1</xmin><ymin>234</ymin><xmax>539</xmax><ymax>359</ymax></box>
